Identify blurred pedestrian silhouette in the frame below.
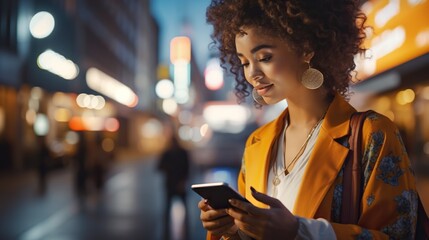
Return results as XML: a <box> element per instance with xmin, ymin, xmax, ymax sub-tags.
<box><xmin>74</xmin><ymin>131</ymin><xmax>87</xmax><ymax>195</ymax></box>
<box><xmin>88</xmin><ymin>132</ymin><xmax>108</xmax><ymax>190</ymax></box>
<box><xmin>36</xmin><ymin>135</ymin><xmax>50</xmax><ymax>194</ymax></box>
<box><xmin>0</xmin><ymin>136</ymin><xmax>12</xmax><ymax>169</ymax></box>
<box><xmin>158</xmin><ymin>133</ymin><xmax>190</xmax><ymax>240</ymax></box>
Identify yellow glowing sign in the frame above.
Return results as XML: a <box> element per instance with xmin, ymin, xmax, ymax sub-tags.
<box><xmin>356</xmin><ymin>0</ymin><xmax>429</xmax><ymax>80</ymax></box>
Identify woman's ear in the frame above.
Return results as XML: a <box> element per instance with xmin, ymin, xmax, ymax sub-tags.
<box><xmin>302</xmin><ymin>51</ymin><xmax>315</xmax><ymax>63</ymax></box>
<box><xmin>301</xmin><ymin>41</ymin><xmax>314</xmax><ymax>63</ymax></box>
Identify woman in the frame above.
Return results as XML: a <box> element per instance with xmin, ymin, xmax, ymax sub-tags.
<box><xmin>198</xmin><ymin>0</ymin><xmax>418</xmax><ymax>239</ymax></box>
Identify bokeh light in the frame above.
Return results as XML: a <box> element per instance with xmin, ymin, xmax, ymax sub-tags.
<box><xmin>162</xmin><ymin>98</ymin><xmax>178</xmax><ymax>115</ymax></box>
<box><xmin>141</xmin><ymin>119</ymin><xmax>163</xmax><ymax>138</ymax></box>
<box><xmin>86</xmin><ymin>67</ymin><xmax>138</xmax><ymax>108</ymax></box>
<box><xmin>102</xmin><ymin>138</ymin><xmax>115</xmax><ymax>152</ymax></box>
<box><xmin>0</xmin><ymin>107</ymin><xmax>4</xmax><ymax>134</ymax></box>
<box><xmin>29</xmin><ymin>11</ymin><xmax>55</xmax><ymax>39</ymax></box>
<box><xmin>34</xmin><ymin>114</ymin><xmax>49</xmax><ymax>136</ymax></box>
<box><xmin>65</xmin><ymin>131</ymin><xmax>79</xmax><ymax>145</ymax></box>
<box><xmin>396</xmin><ymin>89</ymin><xmax>415</xmax><ymax>105</ymax></box>
<box><xmin>37</xmin><ymin>49</ymin><xmax>79</xmax><ymax>80</ymax></box>
<box><xmin>54</xmin><ymin>108</ymin><xmax>72</xmax><ymax>122</ymax></box>
<box><xmin>155</xmin><ymin>79</ymin><xmax>174</xmax><ymax>99</ymax></box>
<box><xmin>105</xmin><ymin>118</ymin><xmax>120</xmax><ymax>132</ymax></box>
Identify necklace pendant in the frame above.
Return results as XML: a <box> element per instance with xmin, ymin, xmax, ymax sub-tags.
<box><xmin>272</xmin><ymin>176</ymin><xmax>281</xmax><ymax>186</ymax></box>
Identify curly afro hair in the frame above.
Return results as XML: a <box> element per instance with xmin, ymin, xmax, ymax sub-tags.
<box><xmin>206</xmin><ymin>0</ymin><xmax>367</xmax><ymax>103</ymax></box>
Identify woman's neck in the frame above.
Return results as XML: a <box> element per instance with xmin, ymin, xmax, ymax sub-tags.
<box><xmin>286</xmin><ymin>91</ymin><xmax>332</xmax><ymax>130</ymax></box>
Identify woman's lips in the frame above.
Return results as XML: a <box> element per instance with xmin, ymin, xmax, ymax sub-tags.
<box><xmin>256</xmin><ymin>84</ymin><xmax>273</xmax><ymax>96</ymax></box>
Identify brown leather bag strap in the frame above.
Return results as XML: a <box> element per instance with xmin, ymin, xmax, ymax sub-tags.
<box><xmin>340</xmin><ymin>110</ymin><xmax>374</xmax><ymax>224</ymax></box>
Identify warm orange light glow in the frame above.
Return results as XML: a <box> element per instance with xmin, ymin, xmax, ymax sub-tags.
<box><xmin>69</xmin><ymin>117</ymin><xmax>85</xmax><ymax>131</ymax></box>
<box><xmin>102</xmin><ymin>138</ymin><xmax>115</xmax><ymax>152</ymax></box>
<box><xmin>170</xmin><ymin>36</ymin><xmax>191</xmax><ymax>64</ymax></box>
<box><xmin>70</xmin><ymin>116</ymin><xmax>119</xmax><ymax>132</ymax></box>
<box><xmin>157</xmin><ymin>64</ymin><xmax>170</xmax><ymax>79</ymax></box>
<box><xmin>54</xmin><ymin>108</ymin><xmax>72</xmax><ymax>122</ymax></box>
<box><xmin>105</xmin><ymin>118</ymin><xmax>120</xmax><ymax>132</ymax></box>
<box><xmin>0</xmin><ymin>107</ymin><xmax>4</xmax><ymax>134</ymax></box>
<box><xmin>396</xmin><ymin>89</ymin><xmax>415</xmax><ymax>105</ymax></box>
<box><xmin>26</xmin><ymin>110</ymin><xmax>37</xmax><ymax>125</ymax></box>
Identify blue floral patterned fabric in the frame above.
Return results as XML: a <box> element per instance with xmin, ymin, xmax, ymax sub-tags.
<box><xmin>330</xmin><ymin>112</ymin><xmax>417</xmax><ymax>239</ymax></box>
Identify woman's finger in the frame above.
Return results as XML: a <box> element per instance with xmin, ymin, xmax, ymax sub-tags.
<box><xmin>250</xmin><ymin>186</ymin><xmax>285</xmax><ymax>209</ymax></box>
<box><xmin>227</xmin><ymin>207</ymin><xmax>260</xmax><ymax>226</ymax></box>
<box><xmin>203</xmin><ymin>215</ymin><xmax>234</xmax><ymax>231</ymax></box>
<box><xmin>201</xmin><ymin>209</ymin><xmax>229</xmax><ymax>221</ymax></box>
<box><xmin>209</xmin><ymin>223</ymin><xmax>237</xmax><ymax>236</ymax></box>
<box><xmin>228</xmin><ymin>199</ymin><xmax>266</xmax><ymax>216</ymax></box>
<box><xmin>198</xmin><ymin>199</ymin><xmax>213</xmax><ymax>211</ymax></box>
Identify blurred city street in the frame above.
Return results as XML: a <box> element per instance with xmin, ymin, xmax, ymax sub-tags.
<box><xmin>0</xmin><ymin>153</ymin><xmax>238</xmax><ymax>240</ymax></box>
<box><xmin>1</xmin><ymin>0</ymin><xmax>429</xmax><ymax>239</ymax></box>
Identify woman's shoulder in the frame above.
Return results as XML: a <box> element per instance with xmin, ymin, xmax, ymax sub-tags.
<box><xmin>361</xmin><ymin>111</ymin><xmax>399</xmax><ymax>135</ymax></box>
<box><xmin>360</xmin><ymin>111</ymin><xmax>405</xmax><ymax>151</ymax></box>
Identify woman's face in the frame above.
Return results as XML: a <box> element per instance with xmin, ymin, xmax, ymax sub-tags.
<box><xmin>235</xmin><ymin>27</ymin><xmax>306</xmax><ymax>104</ymax></box>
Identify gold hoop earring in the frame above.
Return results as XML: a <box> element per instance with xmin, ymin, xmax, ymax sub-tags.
<box><xmin>252</xmin><ymin>88</ymin><xmax>267</xmax><ymax>105</ymax></box>
<box><xmin>301</xmin><ymin>61</ymin><xmax>324</xmax><ymax>90</ymax></box>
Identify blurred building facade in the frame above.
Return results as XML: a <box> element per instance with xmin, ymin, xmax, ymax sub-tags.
<box><xmin>351</xmin><ymin>0</ymin><xmax>429</xmax><ymax>163</ymax></box>
<box><xmin>0</xmin><ymin>0</ymin><xmax>159</xmax><ymax>170</ymax></box>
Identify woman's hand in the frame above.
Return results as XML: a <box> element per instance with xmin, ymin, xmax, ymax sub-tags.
<box><xmin>226</xmin><ymin>187</ymin><xmax>299</xmax><ymax>240</ymax></box>
<box><xmin>198</xmin><ymin>199</ymin><xmax>238</xmax><ymax>236</ymax></box>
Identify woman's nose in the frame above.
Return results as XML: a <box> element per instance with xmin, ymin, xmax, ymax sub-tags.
<box><xmin>248</xmin><ymin>65</ymin><xmax>263</xmax><ymax>82</ymax></box>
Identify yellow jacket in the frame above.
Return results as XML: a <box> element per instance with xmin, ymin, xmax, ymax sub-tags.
<box><xmin>208</xmin><ymin>94</ymin><xmax>417</xmax><ymax>239</ymax></box>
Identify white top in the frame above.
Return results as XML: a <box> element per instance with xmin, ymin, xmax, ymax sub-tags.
<box><xmin>266</xmin><ymin>119</ymin><xmax>337</xmax><ymax>240</ymax></box>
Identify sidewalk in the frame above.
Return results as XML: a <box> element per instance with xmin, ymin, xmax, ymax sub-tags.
<box><xmin>0</xmin><ymin>154</ymin><xmax>236</xmax><ymax>240</ymax></box>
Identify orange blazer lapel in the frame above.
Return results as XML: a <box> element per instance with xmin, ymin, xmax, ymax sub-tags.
<box><xmin>293</xmin><ymin>94</ymin><xmax>356</xmax><ymax>218</ymax></box>
<box><xmin>243</xmin><ymin>109</ymin><xmax>288</xmax><ymax>208</ymax></box>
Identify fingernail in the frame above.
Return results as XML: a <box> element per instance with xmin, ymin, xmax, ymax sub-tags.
<box><xmin>250</xmin><ymin>186</ymin><xmax>256</xmax><ymax>193</ymax></box>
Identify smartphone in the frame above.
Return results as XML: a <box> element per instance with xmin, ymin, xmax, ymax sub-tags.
<box><xmin>191</xmin><ymin>182</ymin><xmax>249</xmax><ymax>209</ymax></box>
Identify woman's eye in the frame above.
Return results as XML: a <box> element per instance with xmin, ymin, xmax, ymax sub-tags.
<box><xmin>258</xmin><ymin>56</ymin><xmax>272</xmax><ymax>62</ymax></box>
<box><xmin>240</xmin><ymin>62</ymin><xmax>249</xmax><ymax>67</ymax></box>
